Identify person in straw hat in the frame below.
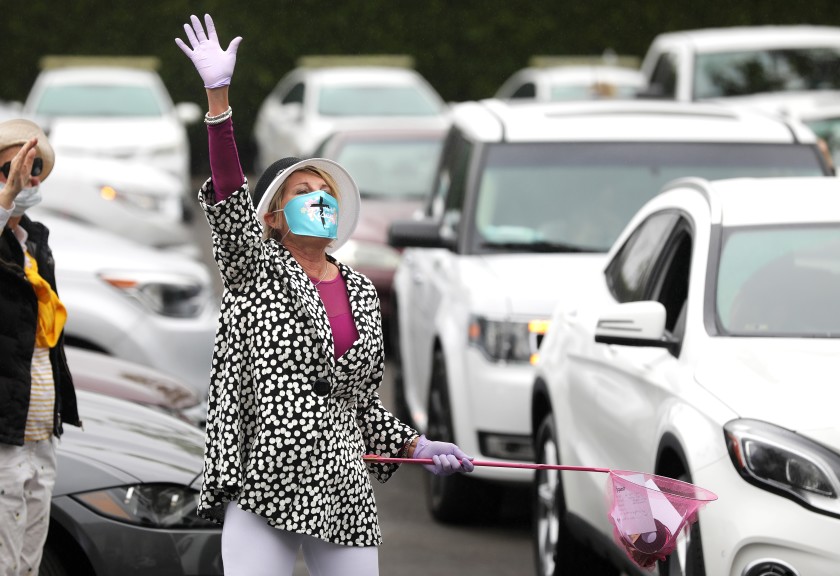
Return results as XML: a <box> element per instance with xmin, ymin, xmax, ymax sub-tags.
<box><xmin>0</xmin><ymin>118</ymin><xmax>81</xmax><ymax>575</ymax></box>
<box><xmin>176</xmin><ymin>13</ymin><xmax>474</xmax><ymax>576</ymax></box>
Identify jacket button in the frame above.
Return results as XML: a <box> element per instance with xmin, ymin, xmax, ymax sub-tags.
<box><xmin>313</xmin><ymin>378</ymin><xmax>331</xmax><ymax>397</ymax></box>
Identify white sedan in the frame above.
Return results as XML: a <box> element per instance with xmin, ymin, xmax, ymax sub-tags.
<box><xmin>252</xmin><ymin>60</ymin><xmax>449</xmax><ymax>173</ymax></box>
<box><xmin>531</xmin><ymin>176</ymin><xmax>840</xmax><ymax>576</ymax></box>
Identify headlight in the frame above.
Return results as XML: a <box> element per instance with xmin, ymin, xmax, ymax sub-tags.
<box><xmin>331</xmin><ymin>239</ymin><xmax>402</xmax><ymax>270</ymax></box>
<box><xmin>100</xmin><ymin>184</ymin><xmax>166</xmax><ymax>213</ymax></box>
<box><xmin>100</xmin><ymin>271</ymin><xmax>208</xmax><ymax>318</ymax></box>
<box><xmin>468</xmin><ymin>315</ymin><xmax>549</xmax><ymax>364</ymax></box>
<box><xmin>74</xmin><ymin>484</ymin><xmax>216</xmax><ymax>528</ymax></box>
<box><xmin>725</xmin><ymin>419</ymin><xmax>840</xmax><ymax>517</ymax></box>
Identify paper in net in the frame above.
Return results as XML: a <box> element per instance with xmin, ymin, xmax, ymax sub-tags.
<box><xmin>606</xmin><ymin>470</ymin><xmax>717</xmax><ymax>569</ymax></box>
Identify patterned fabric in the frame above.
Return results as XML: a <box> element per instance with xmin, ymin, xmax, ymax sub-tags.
<box><xmin>23</xmin><ymin>348</ymin><xmax>54</xmax><ymax>442</ymax></box>
<box><xmin>197</xmin><ymin>179</ymin><xmax>417</xmax><ymax>546</ymax></box>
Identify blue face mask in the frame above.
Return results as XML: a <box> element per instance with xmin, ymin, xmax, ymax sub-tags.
<box><xmin>280</xmin><ymin>191</ymin><xmax>339</xmax><ymax>239</ymax></box>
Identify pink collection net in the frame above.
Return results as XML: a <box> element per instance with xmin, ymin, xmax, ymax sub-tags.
<box><xmin>606</xmin><ymin>470</ymin><xmax>718</xmax><ymax>569</ymax></box>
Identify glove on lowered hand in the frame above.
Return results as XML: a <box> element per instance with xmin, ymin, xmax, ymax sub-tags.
<box><xmin>175</xmin><ymin>14</ymin><xmax>242</xmax><ymax>88</ymax></box>
<box><xmin>412</xmin><ymin>435</ymin><xmax>475</xmax><ymax>476</ymax></box>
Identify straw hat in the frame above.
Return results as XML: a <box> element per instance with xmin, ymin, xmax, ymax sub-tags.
<box><xmin>0</xmin><ymin>119</ymin><xmax>55</xmax><ymax>181</ymax></box>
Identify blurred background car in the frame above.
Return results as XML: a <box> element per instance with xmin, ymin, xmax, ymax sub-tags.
<box><xmin>43</xmin><ymin>390</ymin><xmax>221</xmax><ymax>576</ymax></box>
<box><xmin>312</xmin><ymin>122</ymin><xmax>448</xmax><ymax>326</ymax></box>
<box><xmin>531</xmin><ymin>176</ymin><xmax>840</xmax><ymax>576</ymax></box>
<box><xmin>37</xmin><ymin>146</ymin><xmax>194</xmax><ymax>251</ymax></box>
<box><xmin>29</xmin><ymin>207</ymin><xmax>217</xmax><ymax>398</ymax></box>
<box><xmin>20</xmin><ymin>56</ymin><xmax>202</xmax><ymax>206</ymax></box>
<box><xmin>66</xmin><ymin>346</ymin><xmax>206</xmax><ymax>428</ymax></box>
<box><xmin>388</xmin><ymin>97</ymin><xmax>832</xmax><ymax>525</ymax></box>
<box><xmin>252</xmin><ymin>55</ymin><xmax>449</xmax><ymax>172</ymax></box>
<box><xmin>639</xmin><ymin>25</ymin><xmax>840</xmax><ymax>104</ymax></box>
<box><xmin>494</xmin><ymin>53</ymin><xmax>645</xmax><ymax>102</ymax></box>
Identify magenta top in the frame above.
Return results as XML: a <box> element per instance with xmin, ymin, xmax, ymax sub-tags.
<box><xmin>208</xmin><ymin>119</ymin><xmax>358</xmax><ymax>359</ymax></box>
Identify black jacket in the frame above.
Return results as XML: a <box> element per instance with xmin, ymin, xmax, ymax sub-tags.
<box><xmin>0</xmin><ymin>214</ymin><xmax>80</xmax><ymax>446</ymax></box>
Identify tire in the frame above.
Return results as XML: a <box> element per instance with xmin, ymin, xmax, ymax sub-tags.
<box><xmin>39</xmin><ymin>544</ymin><xmax>70</xmax><ymax>576</ymax></box>
<box><xmin>533</xmin><ymin>414</ymin><xmax>618</xmax><ymax>576</ymax></box>
<box><xmin>424</xmin><ymin>347</ymin><xmax>501</xmax><ymax>524</ymax></box>
<box><xmin>658</xmin><ymin>472</ymin><xmax>706</xmax><ymax>576</ymax></box>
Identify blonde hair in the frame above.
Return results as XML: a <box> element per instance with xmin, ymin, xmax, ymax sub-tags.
<box><xmin>262</xmin><ymin>166</ymin><xmax>341</xmax><ymax>242</ymax></box>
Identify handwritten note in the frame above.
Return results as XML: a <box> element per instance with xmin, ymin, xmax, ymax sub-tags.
<box><xmin>612</xmin><ymin>474</ymin><xmax>656</xmax><ymax>534</ymax></box>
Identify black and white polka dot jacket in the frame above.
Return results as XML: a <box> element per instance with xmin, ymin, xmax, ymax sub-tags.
<box><xmin>197</xmin><ymin>180</ymin><xmax>418</xmax><ymax>546</ymax></box>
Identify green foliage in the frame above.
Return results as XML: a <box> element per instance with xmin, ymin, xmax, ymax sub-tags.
<box><xmin>2</xmin><ymin>0</ymin><xmax>839</xmax><ymax>173</ymax></box>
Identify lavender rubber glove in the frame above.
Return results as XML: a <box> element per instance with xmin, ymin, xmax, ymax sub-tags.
<box><xmin>412</xmin><ymin>435</ymin><xmax>475</xmax><ymax>476</ymax></box>
<box><xmin>175</xmin><ymin>14</ymin><xmax>242</xmax><ymax>88</ymax></box>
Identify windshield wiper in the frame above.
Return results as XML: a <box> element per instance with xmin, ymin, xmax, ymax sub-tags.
<box><xmin>480</xmin><ymin>241</ymin><xmax>600</xmax><ymax>253</ymax></box>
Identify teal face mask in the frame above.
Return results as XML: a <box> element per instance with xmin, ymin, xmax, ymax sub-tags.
<box><xmin>280</xmin><ymin>191</ymin><xmax>339</xmax><ymax>239</ymax></box>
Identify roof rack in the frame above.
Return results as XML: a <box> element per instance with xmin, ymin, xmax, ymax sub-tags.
<box><xmin>39</xmin><ymin>55</ymin><xmax>161</xmax><ymax>70</ymax></box>
<box><xmin>528</xmin><ymin>50</ymin><xmax>640</xmax><ymax>69</ymax></box>
<box><xmin>296</xmin><ymin>54</ymin><xmax>415</xmax><ymax>69</ymax></box>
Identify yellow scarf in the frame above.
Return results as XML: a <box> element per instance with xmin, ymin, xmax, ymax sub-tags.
<box><xmin>23</xmin><ymin>249</ymin><xmax>67</xmax><ymax>348</ymax></box>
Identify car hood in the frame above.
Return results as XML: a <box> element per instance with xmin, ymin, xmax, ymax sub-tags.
<box><xmin>353</xmin><ymin>196</ymin><xmax>423</xmax><ymax>244</ymax></box>
<box><xmin>695</xmin><ymin>338</ymin><xmax>840</xmax><ymax>449</ymax></box>
<box><xmin>28</xmin><ymin>208</ymin><xmax>211</xmax><ymax>282</ymax></box>
<box><xmin>465</xmin><ymin>253</ymin><xmax>607</xmax><ymax>317</ymax></box>
<box><xmin>712</xmin><ymin>91</ymin><xmax>840</xmax><ymax>117</ymax></box>
<box><xmin>45</xmin><ymin>116</ymin><xmax>184</xmax><ymax>153</ymax></box>
<box><xmin>54</xmin><ymin>391</ymin><xmax>205</xmax><ymax>497</ymax></box>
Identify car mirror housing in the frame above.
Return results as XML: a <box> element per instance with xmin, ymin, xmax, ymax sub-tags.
<box><xmin>175</xmin><ymin>101</ymin><xmax>203</xmax><ymax>125</ymax></box>
<box><xmin>388</xmin><ymin>218</ymin><xmax>452</xmax><ymax>250</ymax></box>
<box><xmin>594</xmin><ymin>301</ymin><xmax>677</xmax><ymax>352</ymax></box>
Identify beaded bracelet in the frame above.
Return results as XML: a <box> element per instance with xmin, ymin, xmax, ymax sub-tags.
<box><xmin>204</xmin><ymin>106</ymin><xmax>232</xmax><ymax>125</ymax></box>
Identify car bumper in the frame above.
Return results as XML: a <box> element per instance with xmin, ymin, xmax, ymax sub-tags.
<box><xmin>453</xmin><ymin>349</ymin><xmax>535</xmax><ymax>484</ymax></box>
<box><xmin>697</xmin><ymin>456</ymin><xmax>840</xmax><ymax>576</ymax></box>
<box><xmin>50</xmin><ymin>495</ymin><xmax>222</xmax><ymax>575</ymax></box>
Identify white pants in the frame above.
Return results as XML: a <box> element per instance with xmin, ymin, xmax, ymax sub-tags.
<box><xmin>222</xmin><ymin>503</ymin><xmax>379</xmax><ymax>576</ymax></box>
<box><xmin>0</xmin><ymin>438</ymin><xmax>57</xmax><ymax>576</ymax></box>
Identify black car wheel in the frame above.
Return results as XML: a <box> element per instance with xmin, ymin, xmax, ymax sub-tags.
<box><xmin>425</xmin><ymin>347</ymin><xmax>500</xmax><ymax>524</ymax></box>
<box><xmin>658</xmin><ymin>472</ymin><xmax>706</xmax><ymax>576</ymax></box>
<box><xmin>39</xmin><ymin>544</ymin><xmax>70</xmax><ymax>576</ymax></box>
<box><xmin>533</xmin><ymin>414</ymin><xmax>618</xmax><ymax>576</ymax></box>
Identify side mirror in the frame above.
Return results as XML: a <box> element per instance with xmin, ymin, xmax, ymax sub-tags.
<box><xmin>388</xmin><ymin>219</ymin><xmax>451</xmax><ymax>249</ymax></box>
<box><xmin>594</xmin><ymin>301</ymin><xmax>677</xmax><ymax>353</ymax></box>
<box><xmin>175</xmin><ymin>102</ymin><xmax>203</xmax><ymax>125</ymax></box>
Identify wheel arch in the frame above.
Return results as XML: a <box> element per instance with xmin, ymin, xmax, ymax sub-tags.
<box><xmin>656</xmin><ymin>431</ymin><xmax>691</xmax><ymax>480</ymax></box>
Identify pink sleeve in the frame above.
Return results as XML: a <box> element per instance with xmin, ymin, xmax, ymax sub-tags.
<box><xmin>208</xmin><ymin>118</ymin><xmax>246</xmax><ymax>203</ymax></box>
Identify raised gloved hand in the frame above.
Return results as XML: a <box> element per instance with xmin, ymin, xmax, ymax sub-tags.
<box><xmin>412</xmin><ymin>435</ymin><xmax>475</xmax><ymax>476</ymax></box>
<box><xmin>175</xmin><ymin>14</ymin><xmax>242</xmax><ymax>88</ymax></box>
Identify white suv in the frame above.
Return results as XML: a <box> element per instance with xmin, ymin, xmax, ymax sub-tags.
<box><xmin>388</xmin><ymin>98</ymin><xmax>831</xmax><ymax>523</ymax></box>
<box><xmin>531</xmin><ymin>177</ymin><xmax>840</xmax><ymax>576</ymax></box>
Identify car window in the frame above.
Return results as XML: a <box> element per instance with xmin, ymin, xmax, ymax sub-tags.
<box><xmin>317</xmin><ymin>86</ymin><xmax>442</xmax><ymax>116</ymax></box>
<box><xmin>331</xmin><ymin>137</ymin><xmax>443</xmax><ymax>198</ymax></box>
<box><xmin>694</xmin><ymin>48</ymin><xmax>840</xmax><ymax>99</ymax></box>
<box><xmin>648</xmin><ymin>53</ymin><xmax>678</xmax><ymax>98</ymax></box>
<box><xmin>648</xmin><ymin>220</ymin><xmax>693</xmax><ymax>335</ymax></box>
<box><xmin>717</xmin><ymin>224</ymin><xmax>840</xmax><ymax>336</ymax></box>
<box><xmin>282</xmin><ymin>82</ymin><xmax>305</xmax><ymax>105</ymax></box>
<box><xmin>510</xmin><ymin>82</ymin><xmax>537</xmax><ymax>99</ymax></box>
<box><xmin>468</xmin><ymin>141</ymin><xmax>825</xmax><ymax>255</ymax></box>
<box><xmin>606</xmin><ymin>212</ymin><xmax>680</xmax><ymax>303</ymax></box>
<box><xmin>427</xmin><ymin>129</ymin><xmax>471</xmax><ymax>222</ymax></box>
<box><xmin>33</xmin><ymin>85</ymin><xmax>163</xmax><ymax>117</ymax></box>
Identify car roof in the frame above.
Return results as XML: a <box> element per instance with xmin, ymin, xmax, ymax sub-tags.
<box><xmin>32</xmin><ymin>66</ymin><xmax>160</xmax><ymax>85</ymax></box>
<box><xmin>650</xmin><ymin>25</ymin><xmax>840</xmax><ymax>53</ymax></box>
<box><xmin>663</xmin><ymin>176</ymin><xmax>840</xmax><ymax>227</ymax></box>
<box><xmin>449</xmin><ymin>98</ymin><xmax>818</xmax><ymax>144</ymax></box>
<box><xmin>291</xmin><ymin>66</ymin><xmax>432</xmax><ymax>85</ymax></box>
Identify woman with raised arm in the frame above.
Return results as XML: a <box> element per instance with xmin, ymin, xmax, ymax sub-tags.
<box><xmin>175</xmin><ymin>14</ymin><xmax>473</xmax><ymax>576</ymax></box>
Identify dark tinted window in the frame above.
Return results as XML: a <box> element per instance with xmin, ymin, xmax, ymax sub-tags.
<box><xmin>511</xmin><ymin>82</ymin><xmax>537</xmax><ymax>99</ymax></box>
<box><xmin>282</xmin><ymin>82</ymin><xmax>304</xmax><ymax>104</ymax></box>
<box><xmin>606</xmin><ymin>212</ymin><xmax>679</xmax><ymax>302</ymax></box>
<box><xmin>649</xmin><ymin>53</ymin><xmax>678</xmax><ymax>98</ymax></box>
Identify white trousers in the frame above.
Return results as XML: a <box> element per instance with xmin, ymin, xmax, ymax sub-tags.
<box><xmin>222</xmin><ymin>503</ymin><xmax>379</xmax><ymax>576</ymax></box>
<box><xmin>0</xmin><ymin>438</ymin><xmax>57</xmax><ymax>576</ymax></box>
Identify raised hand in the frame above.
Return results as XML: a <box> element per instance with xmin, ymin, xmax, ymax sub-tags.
<box><xmin>175</xmin><ymin>14</ymin><xmax>242</xmax><ymax>89</ymax></box>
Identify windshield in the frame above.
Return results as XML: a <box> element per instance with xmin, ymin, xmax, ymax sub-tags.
<box><xmin>694</xmin><ymin>48</ymin><xmax>840</xmax><ymax>99</ymax></box>
<box><xmin>333</xmin><ymin>138</ymin><xmax>443</xmax><ymax>198</ymax></box>
<box><xmin>34</xmin><ymin>85</ymin><xmax>164</xmax><ymax>117</ymax></box>
<box><xmin>318</xmin><ymin>86</ymin><xmax>442</xmax><ymax>116</ymax></box>
<box><xmin>717</xmin><ymin>225</ymin><xmax>840</xmax><ymax>337</ymax></box>
<box><xmin>472</xmin><ymin>142</ymin><xmax>825</xmax><ymax>254</ymax></box>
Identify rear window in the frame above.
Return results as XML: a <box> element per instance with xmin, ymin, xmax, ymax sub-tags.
<box><xmin>318</xmin><ymin>86</ymin><xmax>442</xmax><ymax>116</ymax></box>
<box><xmin>34</xmin><ymin>85</ymin><xmax>163</xmax><ymax>117</ymax></box>
<box><xmin>470</xmin><ymin>142</ymin><xmax>825</xmax><ymax>254</ymax></box>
